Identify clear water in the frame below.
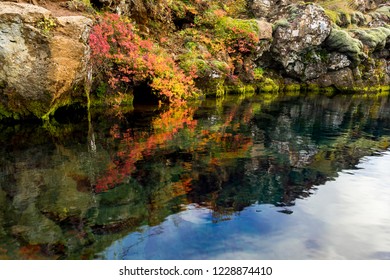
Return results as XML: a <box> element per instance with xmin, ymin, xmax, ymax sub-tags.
<box><xmin>1</xmin><ymin>92</ymin><xmax>390</xmax><ymax>259</ymax></box>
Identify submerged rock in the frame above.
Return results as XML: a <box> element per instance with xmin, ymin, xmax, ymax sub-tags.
<box><xmin>0</xmin><ymin>2</ymin><xmax>92</xmax><ymax>119</ymax></box>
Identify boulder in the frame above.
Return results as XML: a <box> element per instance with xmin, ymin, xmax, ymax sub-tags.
<box><xmin>311</xmin><ymin>68</ymin><xmax>356</xmax><ymax>90</ymax></box>
<box><xmin>256</xmin><ymin>19</ymin><xmax>273</xmax><ymax>40</ymax></box>
<box><xmin>0</xmin><ymin>2</ymin><xmax>92</xmax><ymax>119</ymax></box>
<box><xmin>250</xmin><ymin>0</ymin><xmax>293</xmax><ymax>19</ymax></box>
<box><xmin>271</xmin><ymin>3</ymin><xmax>332</xmax><ymax>80</ymax></box>
<box><xmin>251</xmin><ymin>0</ymin><xmax>272</xmax><ymax>19</ymax></box>
<box><xmin>324</xmin><ymin>28</ymin><xmax>364</xmax><ymax>65</ymax></box>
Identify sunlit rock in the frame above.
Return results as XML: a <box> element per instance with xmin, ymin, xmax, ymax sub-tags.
<box><xmin>0</xmin><ymin>2</ymin><xmax>92</xmax><ymax>119</ymax></box>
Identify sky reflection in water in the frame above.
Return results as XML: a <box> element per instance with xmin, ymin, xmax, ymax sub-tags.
<box><xmin>100</xmin><ymin>151</ymin><xmax>390</xmax><ymax>260</ymax></box>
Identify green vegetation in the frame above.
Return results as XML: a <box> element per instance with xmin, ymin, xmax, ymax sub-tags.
<box><xmin>1</xmin><ymin>0</ymin><xmax>389</xmax><ymax>121</ymax></box>
<box><xmin>325</xmin><ymin>28</ymin><xmax>364</xmax><ymax>64</ymax></box>
<box><xmin>36</xmin><ymin>17</ymin><xmax>57</xmax><ymax>34</ymax></box>
<box><xmin>351</xmin><ymin>27</ymin><xmax>390</xmax><ymax>51</ymax></box>
<box><xmin>86</xmin><ymin>1</ymin><xmax>271</xmax><ymax>104</ymax></box>
<box><xmin>89</xmin><ymin>13</ymin><xmax>199</xmax><ymax>105</ymax></box>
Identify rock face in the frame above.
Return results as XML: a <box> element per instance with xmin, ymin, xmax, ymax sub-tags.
<box><xmin>258</xmin><ymin>2</ymin><xmax>390</xmax><ymax>89</ymax></box>
<box><xmin>0</xmin><ymin>2</ymin><xmax>92</xmax><ymax>119</ymax></box>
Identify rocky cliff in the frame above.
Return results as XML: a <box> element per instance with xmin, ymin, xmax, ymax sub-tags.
<box><xmin>0</xmin><ymin>0</ymin><xmax>389</xmax><ymax>119</ymax></box>
<box><xmin>254</xmin><ymin>0</ymin><xmax>390</xmax><ymax>91</ymax></box>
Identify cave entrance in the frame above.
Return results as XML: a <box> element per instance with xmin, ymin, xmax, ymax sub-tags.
<box><xmin>132</xmin><ymin>83</ymin><xmax>159</xmax><ymax>106</ymax></box>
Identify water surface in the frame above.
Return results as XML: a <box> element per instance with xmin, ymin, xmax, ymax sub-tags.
<box><xmin>1</xmin><ymin>92</ymin><xmax>390</xmax><ymax>259</ymax></box>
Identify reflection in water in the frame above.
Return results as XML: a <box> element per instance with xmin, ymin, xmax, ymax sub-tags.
<box><xmin>1</xmin><ymin>92</ymin><xmax>390</xmax><ymax>259</ymax></box>
<box><xmin>100</xmin><ymin>152</ymin><xmax>390</xmax><ymax>260</ymax></box>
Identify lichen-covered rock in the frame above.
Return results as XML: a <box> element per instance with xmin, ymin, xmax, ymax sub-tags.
<box><xmin>250</xmin><ymin>0</ymin><xmax>293</xmax><ymax>19</ymax></box>
<box><xmin>0</xmin><ymin>2</ymin><xmax>92</xmax><ymax>119</ymax></box>
<box><xmin>251</xmin><ymin>0</ymin><xmax>272</xmax><ymax>18</ymax></box>
<box><xmin>270</xmin><ymin>3</ymin><xmax>331</xmax><ymax>80</ymax></box>
<box><xmin>328</xmin><ymin>52</ymin><xmax>351</xmax><ymax>71</ymax></box>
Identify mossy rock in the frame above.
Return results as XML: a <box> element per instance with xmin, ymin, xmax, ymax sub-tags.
<box><xmin>350</xmin><ymin>27</ymin><xmax>390</xmax><ymax>51</ymax></box>
<box><xmin>324</xmin><ymin>28</ymin><xmax>364</xmax><ymax>65</ymax></box>
<box><xmin>336</xmin><ymin>11</ymin><xmax>352</xmax><ymax>28</ymax></box>
<box><xmin>350</xmin><ymin>12</ymin><xmax>365</xmax><ymax>26</ymax></box>
<box><xmin>375</xmin><ymin>6</ymin><xmax>390</xmax><ymax>17</ymax></box>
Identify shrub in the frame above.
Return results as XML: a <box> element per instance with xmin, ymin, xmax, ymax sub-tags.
<box><xmin>89</xmin><ymin>13</ymin><xmax>198</xmax><ymax>104</ymax></box>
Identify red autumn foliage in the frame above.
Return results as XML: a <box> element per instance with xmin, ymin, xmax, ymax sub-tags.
<box><xmin>89</xmin><ymin>13</ymin><xmax>198</xmax><ymax>104</ymax></box>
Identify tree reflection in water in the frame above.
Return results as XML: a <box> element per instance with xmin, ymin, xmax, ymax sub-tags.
<box><xmin>1</xmin><ymin>92</ymin><xmax>390</xmax><ymax>259</ymax></box>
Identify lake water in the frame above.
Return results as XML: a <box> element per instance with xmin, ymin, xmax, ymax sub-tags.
<box><xmin>1</xmin><ymin>92</ymin><xmax>390</xmax><ymax>259</ymax></box>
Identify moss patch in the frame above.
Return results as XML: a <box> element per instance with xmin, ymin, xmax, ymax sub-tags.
<box><xmin>350</xmin><ymin>27</ymin><xmax>390</xmax><ymax>51</ymax></box>
<box><xmin>325</xmin><ymin>28</ymin><xmax>364</xmax><ymax>64</ymax></box>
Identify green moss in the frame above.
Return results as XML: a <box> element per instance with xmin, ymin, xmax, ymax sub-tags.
<box><xmin>284</xmin><ymin>83</ymin><xmax>301</xmax><ymax>92</ymax></box>
<box><xmin>325</xmin><ymin>28</ymin><xmax>364</xmax><ymax>64</ymax></box>
<box><xmin>225</xmin><ymin>84</ymin><xmax>256</xmax><ymax>96</ymax></box>
<box><xmin>324</xmin><ymin>9</ymin><xmax>339</xmax><ymax>23</ymax></box>
<box><xmin>215</xmin><ymin>16</ymin><xmax>259</xmax><ymax>40</ymax></box>
<box><xmin>257</xmin><ymin>78</ymin><xmax>279</xmax><ymax>92</ymax></box>
<box><xmin>375</xmin><ymin>6</ymin><xmax>390</xmax><ymax>17</ymax></box>
<box><xmin>352</xmin><ymin>85</ymin><xmax>390</xmax><ymax>93</ymax></box>
<box><xmin>253</xmin><ymin>67</ymin><xmax>264</xmax><ymax>80</ymax></box>
<box><xmin>272</xmin><ymin>18</ymin><xmax>289</xmax><ymax>32</ymax></box>
<box><xmin>351</xmin><ymin>27</ymin><xmax>390</xmax><ymax>51</ymax></box>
